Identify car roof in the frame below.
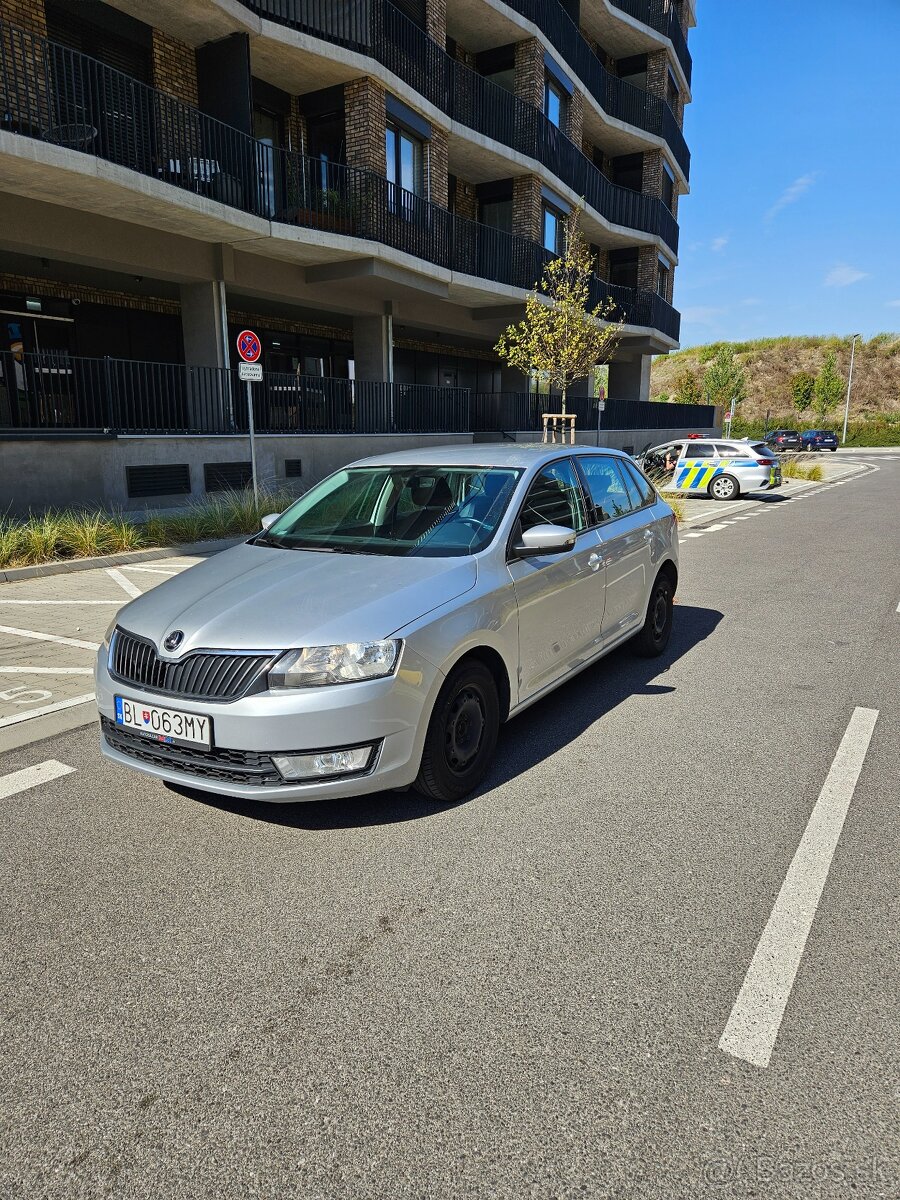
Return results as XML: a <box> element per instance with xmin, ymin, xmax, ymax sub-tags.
<box><xmin>348</xmin><ymin>442</ymin><xmax>633</xmax><ymax>469</ymax></box>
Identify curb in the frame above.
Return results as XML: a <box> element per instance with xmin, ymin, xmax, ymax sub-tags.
<box><xmin>0</xmin><ymin>537</ymin><xmax>244</xmax><ymax>584</ymax></box>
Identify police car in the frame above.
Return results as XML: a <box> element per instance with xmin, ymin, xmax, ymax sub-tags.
<box><xmin>638</xmin><ymin>438</ymin><xmax>782</xmax><ymax>501</ymax></box>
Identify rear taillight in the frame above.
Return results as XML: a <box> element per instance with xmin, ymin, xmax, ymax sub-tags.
<box><xmin>758</xmin><ymin>458</ymin><xmax>776</xmax><ymax>467</ymax></box>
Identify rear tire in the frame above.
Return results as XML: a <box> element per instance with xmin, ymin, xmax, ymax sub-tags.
<box><xmin>633</xmin><ymin>572</ymin><xmax>674</xmax><ymax>658</ymax></box>
<box><xmin>830</xmin><ymin>447</ymin><xmax>837</xmax><ymax>452</ymax></box>
<box><xmin>709</xmin><ymin>473</ymin><xmax>739</xmax><ymax>501</ymax></box>
<box><xmin>414</xmin><ymin>660</ymin><xmax>499</xmax><ymax>803</ymax></box>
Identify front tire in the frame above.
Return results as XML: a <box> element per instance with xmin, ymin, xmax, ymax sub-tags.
<box><xmin>633</xmin><ymin>573</ymin><xmax>674</xmax><ymax>658</ymax></box>
<box><xmin>414</xmin><ymin>660</ymin><xmax>500</xmax><ymax>803</ymax></box>
<box><xmin>709</xmin><ymin>473</ymin><xmax>739</xmax><ymax>501</ymax></box>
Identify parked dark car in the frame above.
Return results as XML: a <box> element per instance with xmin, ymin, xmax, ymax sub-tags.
<box><xmin>801</xmin><ymin>429</ymin><xmax>839</xmax><ymax>452</ymax></box>
<box><xmin>763</xmin><ymin>429</ymin><xmax>802</xmax><ymax>451</ymax></box>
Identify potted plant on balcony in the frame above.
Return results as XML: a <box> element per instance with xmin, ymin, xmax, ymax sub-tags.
<box><xmin>495</xmin><ymin>207</ymin><xmax>622</xmax><ymax>443</ymax></box>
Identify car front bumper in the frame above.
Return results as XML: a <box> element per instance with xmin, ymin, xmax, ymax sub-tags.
<box><xmin>95</xmin><ymin>642</ymin><xmax>443</xmax><ymax>802</ymax></box>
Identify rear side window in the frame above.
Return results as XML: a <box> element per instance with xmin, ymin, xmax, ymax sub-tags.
<box><xmin>577</xmin><ymin>456</ymin><xmax>634</xmax><ymax>523</ymax></box>
<box><xmin>683</xmin><ymin>442</ymin><xmax>715</xmax><ymax>458</ymax></box>
<box><xmin>621</xmin><ymin>459</ymin><xmax>656</xmax><ymax>505</ymax></box>
<box><xmin>750</xmin><ymin>443</ymin><xmax>771</xmax><ymax>455</ymax></box>
<box><xmin>519</xmin><ymin>460</ymin><xmax>587</xmax><ymax>533</ymax></box>
<box><xmin>715</xmin><ymin>444</ymin><xmax>745</xmax><ymax>456</ymax></box>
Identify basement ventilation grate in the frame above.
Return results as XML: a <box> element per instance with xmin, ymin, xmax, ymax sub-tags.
<box><xmin>204</xmin><ymin>461</ymin><xmax>252</xmax><ymax>492</ymax></box>
<box><xmin>126</xmin><ymin>464</ymin><xmax>191</xmax><ymax>499</ymax></box>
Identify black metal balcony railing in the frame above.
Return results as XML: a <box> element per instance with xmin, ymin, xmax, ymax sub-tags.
<box><xmin>607</xmin><ymin>0</ymin><xmax>692</xmax><ymax>86</ymax></box>
<box><xmin>0</xmin><ymin>353</ymin><xmax>718</xmax><ymax>438</ymax></box>
<box><xmin>0</xmin><ymin>353</ymin><xmax>472</xmax><ymax>435</ymax></box>
<box><xmin>499</xmin><ymin>0</ymin><xmax>689</xmax><ymax>178</ymax></box>
<box><xmin>0</xmin><ymin>21</ymin><xmax>680</xmax><ymax>342</ymax></box>
<box><xmin>247</xmin><ymin>0</ymin><xmax>680</xmax><ymax>253</ymax></box>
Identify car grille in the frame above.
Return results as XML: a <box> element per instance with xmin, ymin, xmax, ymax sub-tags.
<box><xmin>110</xmin><ymin>629</ymin><xmax>276</xmax><ymax>702</ymax></box>
<box><xmin>101</xmin><ymin>717</ymin><xmax>286</xmax><ymax>787</ymax></box>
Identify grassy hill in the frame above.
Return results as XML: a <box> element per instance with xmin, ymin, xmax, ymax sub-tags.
<box><xmin>651</xmin><ymin>334</ymin><xmax>900</xmax><ymax>442</ymax></box>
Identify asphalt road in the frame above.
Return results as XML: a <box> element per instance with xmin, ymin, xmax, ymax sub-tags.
<box><xmin>0</xmin><ymin>456</ymin><xmax>897</xmax><ymax>1200</ymax></box>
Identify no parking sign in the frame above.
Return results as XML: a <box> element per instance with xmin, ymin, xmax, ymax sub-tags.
<box><xmin>236</xmin><ymin>329</ymin><xmax>262</xmax><ymax>363</ymax></box>
<box><xmin>236</xmin><ymin>330</ymin><xmax>261</xmax><ymax>501</ymax></box>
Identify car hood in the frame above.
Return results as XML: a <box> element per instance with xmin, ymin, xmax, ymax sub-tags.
<box><xmin>114</xmin><ymin>542</ymin><xmax>477</xmax><ymax>652</ymax></box>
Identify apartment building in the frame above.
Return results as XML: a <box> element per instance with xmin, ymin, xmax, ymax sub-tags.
<box><xmin>0</xmin><ymin>0</ymin><xmax>698</xmax><ymax>505</ymax></box>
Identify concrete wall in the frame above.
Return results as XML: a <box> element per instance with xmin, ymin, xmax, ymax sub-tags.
<box><xmin>0</xmin><ymin>433</ymin><xmax>474</xmax><ymax>517</ymax></box>
<box><xmin>479</xmin><ymin>425</ymin><xmax>722</xmax><ymax>455</ymax></box>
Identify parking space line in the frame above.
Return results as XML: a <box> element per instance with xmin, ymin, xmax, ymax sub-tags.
<box><xmin>719</xmin><ymin>706</ymin><xmax>879</xmax><ymax>1069</ymax></box>
<box><xmin>120</xmin><ymin>566</ymin><xmax>179</xmax><ymax>576</ymax></box>
<box><xmin>106</xmin><ymin>568</ymin><xmax>142</xmax><ymax>599</ymax></box>
<box><xmin>0</xmin><ymin>600</ymin><xmax>119</xmax><ymax>606</ymax></box>
<box><xmin>0</xmin><ymin>759</ymin><xmax>75</xmax><ymax>799</ymax></box>
<box><xmin>0</xmin><ymin>666</ymin><xmax>93</xmax><ymax>675</ymax></box>
<box><xmin>0</xmin><ymin>625</ymin><xmax>99</xmax><ymax>651</ymax></box>
<box><xmin>0</xmin><ymin>693</ymin><xmax>95</xmax><ymax>729</ymax></box>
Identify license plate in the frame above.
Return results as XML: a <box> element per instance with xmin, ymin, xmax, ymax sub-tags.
<box><xmin>115</xmin><ymin>695</ymin><xmax>211</xmax><ymax>749</ymax></box>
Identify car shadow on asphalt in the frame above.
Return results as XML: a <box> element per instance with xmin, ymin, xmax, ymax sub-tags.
<box><xmin>169</xmin><ymin>603</ymin><xmax>723</xmax><ymax>831</ymax></box>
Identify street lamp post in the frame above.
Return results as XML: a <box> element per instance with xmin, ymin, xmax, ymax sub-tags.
<box><xmin>842</xmin><ymin>334</ymin><xmax>859</xmax><ymax>445</ymax></box>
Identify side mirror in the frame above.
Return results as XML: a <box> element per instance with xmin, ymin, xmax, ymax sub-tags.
<box><xmin>511</xmin><ymin>524</ymin><xmax>576</xmax><ymax>559</ymax></box>
<box><xmin>260</xmin><ymin>513</ymin><xmax>280</xmax><ymax>530</ymax></box>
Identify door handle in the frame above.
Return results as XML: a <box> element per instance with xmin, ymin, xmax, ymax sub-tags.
<box><xmin>643</xmin><ymin>529</ymin><xmax>653</xmax><ymax>541</ymax></box>
<box><xmin>588</xmin><ymin>552</ymin><xmax>603</xmax><ymax>571</ymax></box>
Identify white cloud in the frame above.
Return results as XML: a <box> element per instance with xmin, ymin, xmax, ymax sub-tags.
<box><xmin>741</xmin><ymin>298</ymin><xmax>762</xmax><ymax>307</ymax></box>
<box><xmin>886</xmin><ymin>299</ymin><xmax>900</xmax><ymax>308</ymax></box>
<box><xmin>711</xmin><ymin>235</ymin><xmax>729</xmax><ymax>253</ymax></box>
<box><xmin>765</xmin><ymin>173</ymin><xmax>819</xmax><ymax>222</ymax></box>
<box><xmin>824</xmin><ymin>264</ymin><xmax>869</xmax><ymax>288</ymax></box>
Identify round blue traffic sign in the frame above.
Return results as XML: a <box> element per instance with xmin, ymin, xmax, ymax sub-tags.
<box><xmin>236</xmin><ymin>329</ymin><xmax>262</xmax><ymax>363</ymax></box>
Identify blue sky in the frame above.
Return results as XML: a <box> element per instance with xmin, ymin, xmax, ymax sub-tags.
<box><xmin>674</xmin><ymin>0</ymin><xmax>900</xmax><ymax>348</ymax></box>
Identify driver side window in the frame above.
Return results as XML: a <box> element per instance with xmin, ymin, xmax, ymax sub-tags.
<box><xmin>519</xmin><ymin>460</ymin><xmax>587</xmax><ymax>533</ymax></box>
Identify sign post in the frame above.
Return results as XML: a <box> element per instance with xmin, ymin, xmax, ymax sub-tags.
<box><xmin>595</xmin><ymin>384</ymin><xmax>606</xmax><ymax>447</ymax></box>
<box><xmin>236</xmin><ymin>330</ymin><xmax>262</xmax><ymax>502</ymax></box>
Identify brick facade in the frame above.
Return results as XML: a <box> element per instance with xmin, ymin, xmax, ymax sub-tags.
<box><xmin>0</xmin><ymin>274</ymin><xmax>180</xmax><ymax>315</ymax></box>
<box><xmin>427</xmin><ymin>124</ymin><xmax>449</xmax><ymax>207</ymax></box>
<box><xmin>288</xmin><ymin>96</ymin><xmax>306</xmax><ymax>154</ymax></box>
<box><xmin>424</xmin><ymin>0</ymin><xmax>446</xmax><ymax>46</ymax></box>
<box><xmin>512</xmin><ymin>174</ymin><xmax>542</xmax><ymax>243</ymax></box>
<box><xmin>642</xmin><ymin>148</ymin><xmax>663</xmax><ymax>198</ymax></box>
<box><xmin>0</xmin><ymin>0</ymin><xmax>47</xmax><ymax>35</ymax></box>
<box><xmin>514</xmin><ymin>38</ymin><xmax>544</xmax><ymax>109</ymax></box>
<box><xmin>565</xmin><ymin>88</ymin><xmax>584</xmax><ymax>150</ymax></box>
<box><xmin>344</xmin><ymin>78</ymin><xmax>386</xmax><ymax>175</ymax></box>
<box><xmin>637</xmin><ymin>245</ymin><xmax>658</xmax><ymax>294</ymax></box>
<box><xmin>151</xmin><ymin>30</ymin><xmax>198</xmax><ymax>107</ymax></box>
<box><xmin>450</xmin><ymin>175</ymin><xmax>477</xmax><ymax>221</ymax></box>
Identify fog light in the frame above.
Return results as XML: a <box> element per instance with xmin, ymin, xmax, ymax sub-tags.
<box><xmin>272</xmin><ymin>744</ymin><xmax>376</xmax><ymax>780</ymax></box>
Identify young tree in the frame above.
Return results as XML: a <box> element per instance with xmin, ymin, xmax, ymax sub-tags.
<box><xmin>494</xmin><ymin>209</ymin><xmax>622</xmax><ymax>416</ymax></box>
<box><xmin>790</xmin><ymin>371</ymin><xmax>815</xmax><ymax>416</ymax></box>
<box><xmin>702</xmin><ymin>345</ymin><xmax>748</xmax><ymax>409</ymax></box>
<box><xmin>813</xmin><ymin>351</ymin><xmax>844</xmax><ymax>423</ymax></box>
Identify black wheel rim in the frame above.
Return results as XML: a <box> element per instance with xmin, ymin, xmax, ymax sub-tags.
<box><xmin>651</xmin><ymin>588</ymin><xmax>670</xmax><ymax>640</ymax></box>
<box><xmin>444</xmin><ymin>686</ymin><xmax>486</xmax><ymax>774</ymax></box>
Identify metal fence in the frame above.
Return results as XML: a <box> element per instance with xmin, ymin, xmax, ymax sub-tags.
<box><xmin>1</xmin><ymin>354</ymin><xmax>717</xmax><ymax>438</ymax></box>
<box><xmin>0</xmin><ymin>354</ymin><xmax>470</xmax><ymax>435</ymax></box>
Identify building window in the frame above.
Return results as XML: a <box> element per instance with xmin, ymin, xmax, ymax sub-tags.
<box><xmin>662</xmin><ymin>163</ymin><xmax>675</xmax><ymax>212</ymax></box>
<box><xmin>657</xmin><ymin>254</ymin><xmax>671</xmax><ymax>299</ymax></box>
<box><xmin>609</xmin><ymin>248</ymin><xmax>638</xmax><ymax>289</ymax></box>
<box><xmin>542</xmin><ymin>203</ymin><xmax>565</xmax><ymax>254</ymax></box>
<box><xmin>544</xmin><ymin>75</ymin><xmax>566</xmax><ymax>129</ymax></box>
<box><xmin>481</xmin><ymin>198</ymin><xmax>513</xmax><ymax>233</ymax></box>
<box><xmin>386</xmin><ymin>123</ymin><xmax>425</xmax><ymax>200</ymax></box>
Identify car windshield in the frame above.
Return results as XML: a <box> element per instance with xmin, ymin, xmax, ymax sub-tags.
<box><xmin>258</xmin><ymin>466</ymin><xmax>522</xmax><ymax>557</ymax></box>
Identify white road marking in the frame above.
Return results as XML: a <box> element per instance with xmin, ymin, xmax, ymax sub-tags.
<box><xmin>0</xmin><ymin>693</ymin><xmax>96</xmax><ymax>729</ymax></box>
<box><xmin>0</xmin><ymin>759</ymin><xmax>75</xmax><ymax>799</ymax></box>
<box><xmin>0</xmin><ymin>599</ymin><xmax>119</xmax><ymax>605</ymax></box>
<box><xmin>703</xmin><ymin>523</ymin><xmax>729</xmax><ymax>532</ymax></box>
<box><xmin>0</xmin><ymin>625</ymin><xmax>99</xmax><ymax>651</ymax></box>
<box><xmin>719</xmin><ymin>706</ymin><xmax>879</xmax><ymax>1069</ymax></box>
<box><xmin>896</xmin><ymin>598</ymin><xmax>900</xmax><ymax>614</ymax></box>
<box><xmin>0</xmin><ymin>666</ymin><xmax>94</xmax><ymax>675</ymax></box>
<box><xmin>106</xmin><ymin>568</ymin><xmax>142</xmax><ymax>599</ymax></box>
<box><xmin>120</xmin><ymin>566</ymin><xmax>179</xmax><ymax>576</ymax></box>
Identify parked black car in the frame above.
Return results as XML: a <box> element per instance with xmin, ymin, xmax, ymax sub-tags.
<box><xmin>801</xmin><ymin>429</ymin><xmax>839</xmax><ymax>452</ymax></box>
<box><xmin>763</xmin><ymin>428</ymin><xmax>802</xmax><ymax>451</ymax></box>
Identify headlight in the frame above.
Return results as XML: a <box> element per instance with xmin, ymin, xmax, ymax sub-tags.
<box><xmin>268</xmin><ymin>640</ymin><xmax>400</xmax><ymax>688</ymax></box>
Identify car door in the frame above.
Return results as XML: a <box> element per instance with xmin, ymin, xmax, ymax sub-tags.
<box><xmin>674</xmin><ymin>440</ymin><xmax>719</xmax><ymax>493</ymax></box>
<box><xmin>576</xmin><ymin>455</ymin><xmax>652</xmax><ymax>643</ymax></box>
<box><xmin>507</xmin><ymin>459</ymin><xmax>605</xmax><ymax>701</ymax></box>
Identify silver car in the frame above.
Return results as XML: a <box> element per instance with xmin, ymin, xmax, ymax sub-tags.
<box><xmin>96</xmin><ymin>445</ymin><xmax>679</xmax><ymax>804</ymax></box>
<box><xmin>638</xmin><ymin>437</ymin><xmax>782</xmax><ymax>500</ymax></box>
